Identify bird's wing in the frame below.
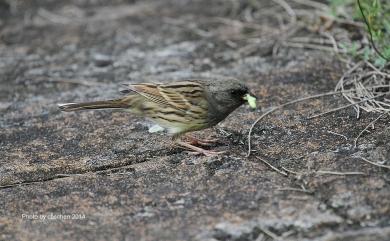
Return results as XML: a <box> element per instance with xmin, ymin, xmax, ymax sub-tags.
<box><xmin>122</xmin><ymin>81</ymin><xmax>206</xmax><ymax>112</ymax></box>
<box><xmin>123</xmin><ymin>83</ymin><xmax>171</xmax><ymax>106</ymax></box>
<box><xmin>158</xmin><ymin>81</ymin><xmax>206</xmax><ymax>110</ymax></box>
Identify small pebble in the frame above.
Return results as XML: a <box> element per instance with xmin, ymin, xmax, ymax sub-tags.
<box><xmin>93</xmin><ymin>54</ymin><xmax>112</xmax><ymax>67</ymax></box>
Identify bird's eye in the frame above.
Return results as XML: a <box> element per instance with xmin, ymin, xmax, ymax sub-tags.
<box><xmin>230</xmin><ymin>88</ymin><xmax>247</xmax><ymax>96</ymax></box>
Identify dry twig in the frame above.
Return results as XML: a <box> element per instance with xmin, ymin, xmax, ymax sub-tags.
<box><xmin>315</xmin><ymin>170</ymin><xmax>365</xmax><ymax>175</ymax></box>
<box><xmin>327</xmin><ymin>130</ymin><xmax>348</xmax><ymax>141</ymax></box>
<box><xmin>308</xmin><ymin>93</ymin><xmax>386</xmax><ymax>119</ymax></box>
<box><xmin>247</xmin><ymin>91</ymin><xmax>350</xmax><ymax>157</ymax></box>
<box><xmin>358</xmin><ymin>157</ymin><xmax>390</xmax><ymax>170</ymax></box>
<box><xmin>336</xmin><ymin>61</ymin><xmax>390</xmax><ymax>117</ymax></box>
<box><xmin>258</xmin><ymin>226</ymin><xmax>281</xmax><ymax>241</ymax></box>
<box><xmin>354</xmin><ymin>114</ymin><xmax>385</xmax><ymax>148</ymax></box>
<box><xmin>281</xmin><ymin>166</ymin><xmax>300</xmax><ymax>175</ymax></box>
<box><xmin>255</xmin><ymin>156</ymin><xmax>288</xmax><ymax>176</ymax></box>
<box><xmin>272</xmin><ymin>0</ymin><xmax>297</xmax><ymax>27</ymax></box>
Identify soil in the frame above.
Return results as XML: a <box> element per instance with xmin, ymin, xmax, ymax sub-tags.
<box><xmin>1</xmin><ymin>0</ymin><xmax>389</xmax><ymax>240</ymax></box>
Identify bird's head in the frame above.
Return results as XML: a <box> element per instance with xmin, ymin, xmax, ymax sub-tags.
<box><xmin>206</xmin><ymin>78</ymin><xmax>257</xmax><ymax>112</ymax></box>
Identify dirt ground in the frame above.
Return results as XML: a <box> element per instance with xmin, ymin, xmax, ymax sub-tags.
<box><xmin>1</xmin><ymin>0</ymin><xmax>389</xmax><ymax>240</ymax></box>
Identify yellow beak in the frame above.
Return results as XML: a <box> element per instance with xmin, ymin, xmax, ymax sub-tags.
<box><xmin>243</xmin><ymin>93</ymin><xmax>257</xmax><ymax>109</ymax></box>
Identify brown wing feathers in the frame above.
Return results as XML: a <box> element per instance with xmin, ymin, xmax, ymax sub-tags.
<box><xmin>59</xmin><ymin>81</ymin><xmax>207</xmax><ymax>115</ymax></box>
<box><xmin>122</xmin><ymin>81</ymin><xmax>206</xmax><ymax>112</ymax></box>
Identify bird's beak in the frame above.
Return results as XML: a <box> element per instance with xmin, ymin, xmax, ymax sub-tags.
<box><xmin>243</xmin><ymin>93</ymin><xmax>257</xmax><ymax>109</ymax></box>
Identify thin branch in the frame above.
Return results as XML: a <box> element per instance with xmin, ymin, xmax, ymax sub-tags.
<box><xmin>283</xmin><ymin>41</ymin><xmax>345</xmax><ymax>53</ymax></box>
<box><xmin>354</xmin><ymin>114</ymin><xmax>385</xmax><ymax>148</ymax></box>
<box><xmin>358</xmin><ymin>156</ymin><xmax>390</xmax><ymax>170</ymax></box>
<box><xmin>247</xmin><ymin>91</ymin><xmax>348</xmax><ymax>157</ymax></box>
<box><xmin>258</xmin><ymin>226</ymin><xmax>281</xmax><ymax>241</ymax></box>
<box><xmin>308</xmin><ymin>93</ymin><xmax>386</xmax><ymax>119</ymax></box>
<box><xmin>315</xmin><ymin>170</ymin><xmax>365</xmax><ymax>175</ymax></box>
<box><xmin>247</xmin><ymin>85</ymin><xmax>389</xmax><ymax>157</ymax></box>
<box><xmin>255</xmin><ymin>156</ymin><xmax>288</xmax><ymax>176</ymax></box>
<box><xmin>327</xmin><ymin>130</ymin><xmax>348</xmax><ymax>141</ymax></box>
<box><xmin>272</xmin><ymin>0</ymin><xmax>297</xmax><ymax>26</ymax></box>
<box><xmin>281</xmin><ymin>166</ymin><xmax>300</xmax><ymax>175</ymax></box>
<box><xmin>320</xmin><ymin>31</ymin><xmax>340</xmax><ymax>54</ymax></box>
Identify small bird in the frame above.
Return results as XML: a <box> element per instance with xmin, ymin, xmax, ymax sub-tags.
<box><xmin>58</xmin><ymin>78</ymin><xmax>256</xmax><ymax>156</ymax></box>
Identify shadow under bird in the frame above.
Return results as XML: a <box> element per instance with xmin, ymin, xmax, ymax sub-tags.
<box><xmin>58</xmin><ymin>78</ymin><xmax>257</xmax><ymax>156</ymax></box>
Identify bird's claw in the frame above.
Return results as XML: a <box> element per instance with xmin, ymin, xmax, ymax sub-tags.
<box><xmin>184</xmin><ymin>135</ymin><xmax>219</xmax><ymax>146</ymax></box>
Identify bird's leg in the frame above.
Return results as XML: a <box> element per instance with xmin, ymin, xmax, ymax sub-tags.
<box><xmin>172</xmin><ymin>133</ymin><xmax>225</xmax><ymax>156</ymax></box>
<box><xmin>183</xmin><ymin>134</ymin><xmax>219</xmax><ymax>146</ymax></box>
<box><xmin>175</xmin><ymin>140</ymin><xmax>225</xmax><ymax>157</ymax></box>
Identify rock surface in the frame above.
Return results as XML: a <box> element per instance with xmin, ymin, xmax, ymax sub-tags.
<box><xmin>1</xmin><ymin>0</ymin><xmax>389</xmax><ymax>240</ymax></box>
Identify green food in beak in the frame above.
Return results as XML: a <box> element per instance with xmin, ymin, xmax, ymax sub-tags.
<box><xmin>243</xmin><ymin>94</ymin><xmax>257</xmax><ymax>109</ymax></box>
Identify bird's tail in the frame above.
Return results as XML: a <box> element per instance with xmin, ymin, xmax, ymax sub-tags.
<box><xmin>58</xmin><ymin>98</ymin><xmax>130</xmax><ymax>112</ymax></box>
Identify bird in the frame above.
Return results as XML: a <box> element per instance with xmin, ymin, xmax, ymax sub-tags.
<box><xmin>58</xmin><ymin>78</ymin><xmax>256</xmax><ymax>156</ymax></box>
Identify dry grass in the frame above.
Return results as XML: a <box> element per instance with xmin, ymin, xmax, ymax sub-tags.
<box><xmin>245</xmin><ymin>0</ymin><xmax>390</xmax><ymax>158</ymax></box>
<box><xmin>336</xmin><ymin>61</ymin><xmax>390</xmax><ymax>116</ymax></box>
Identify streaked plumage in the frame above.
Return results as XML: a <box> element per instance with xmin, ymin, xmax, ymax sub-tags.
<box><xmin>59</xmin><ymin>78</ymin><xmax>256</xmax><ymax>155</ymax></box>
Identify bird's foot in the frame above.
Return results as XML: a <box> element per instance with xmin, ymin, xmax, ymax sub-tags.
<box><xmin>175</xmin><ymin>141</ymin><xmax>225</xmax><ymax>157</ymax></box>
<box><xmin>184</xmin><ymin>135</ymin><xmax>219</xmax><ymax>146</ymax></box>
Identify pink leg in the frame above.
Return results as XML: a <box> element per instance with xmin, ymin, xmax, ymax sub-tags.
<box><xmin>184</xmin><ymin>134</ymin><xmax>219</xmax><ymax>146</ymax></box>
<box><xmin>175</xmin><ymin>140</ymin><xmax>225</xmax><ymax>157</ymax></box>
